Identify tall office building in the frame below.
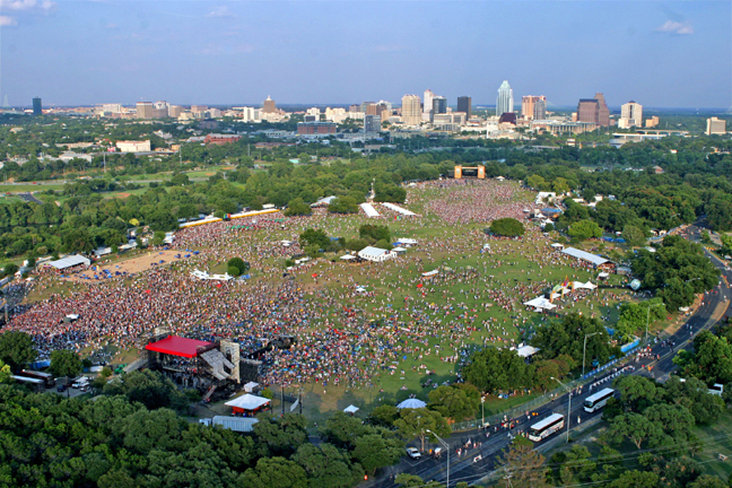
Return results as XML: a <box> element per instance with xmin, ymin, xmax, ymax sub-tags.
<box><xmin>577</xmin><ymin>92</ymin><xmax>609</xmax><ymax>127</ymax></box>
<box><xmin>136</xmin><ymin>101</ymin><xmax>154</xmax><ymax>119</ymax></box>
<box><xmin>423</xmin><ymin>89</ymin><xmax>435</xmax><ymax>120</ymax></box>
<box><xmin>432</xmin><ymin>96</ymin><xmax>447</xmax><ymax>115</ymax></box>
<box><xmin>496</xmin><ymin>81</ymin><xmax>513</xmax><ymax>116</ymax></box>
<box><xmin>457</xmin><ymin>96</ymin><xmax>472</xmax><ymax>119</ymax></box>
<box><xmin>262</xmin><ymin>96</ymin><xmax>276</xmax><ymax>113</ymax></box>
<box><xmin>521</xmin><ymin>95</ymin><xmax>546</xmax><ymax>120</ymax></box>
<box><xmin>706</xmin><ymin>117</ymin><xmax>727</xmax><ymax>135</ymax></box>
<box><xmin>364</xmin><ymin>114</ymin><xmax>380</xmax><ymax>135</ymax></box>
<box><xmin>619</xmin><ymin>101</ymin><xmax>643</xmax><ymax>128</ymax></box>
<box><xmin>401</xmin><ymin>94</ymin><xmax>422</xmax><ymax>126</ymax></box>
<box><xmin>32</xmin><ymin>97</ymin><xmax>42</xmax><ymax>115</ymax></box>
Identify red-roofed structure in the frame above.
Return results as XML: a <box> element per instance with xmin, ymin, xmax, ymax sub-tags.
<box><xmin>145</xmin><ymin>336</ymin><xmax>215</xmax><ymax>358</ymax></box>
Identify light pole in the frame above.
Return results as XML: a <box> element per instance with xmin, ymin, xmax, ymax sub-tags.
<box><xmin>582</xmin><ymin>332</ymin><xmax>601</xmax><ymax>377</ymax></box>
<box><xmin>481</xmin><ymin>395</ymin><xmax>486</xmax><ymax>428</ymax></box>
<box><xmin>551</xmin><ymin>377</ymin><xmax>571</xmax><ymax>444</ymax></box>
<box><xmin>426</xmin><ymin>429</ymin><xmax>450</xmax><ymax>488</ymax></box>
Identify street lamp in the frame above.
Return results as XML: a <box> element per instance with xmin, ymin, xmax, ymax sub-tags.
<box><xmin>551</xmin><ymin>377</ymin><xmax>571</xmax><ymax>444</ymax></box>
<box><xmin>481</xmin><ymin>395</ymin><xmax>486</xmax><ymax>429</ymax></box>
<box><xmin>426</xmin><ymin>429</ymin><xmax>450</xmax><ymax>488</ymax></box>
<box><xmin>582</xmin><ymin>332</ymin><xmax>601</xmax><ymax>377</ymax></box>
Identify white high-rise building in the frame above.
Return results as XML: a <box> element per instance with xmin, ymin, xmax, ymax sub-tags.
<box><xmin>401</xmin><ymin>94</ymin><xmax>422</xmax><ymax>126</ymax></box>
<box><xmin>423</xmin><ymin>89</ymin><xmax>434</xmax><ymax>122</ymax></box>
<box><xmin>619</xmin><ymin>101</ymin><xmax>643</xmax><ymax>129</ymax></box>
<box><xmin>496</xmin><ymin>80</ymin><xmax>514</xmax><ymax>116</ymax></box>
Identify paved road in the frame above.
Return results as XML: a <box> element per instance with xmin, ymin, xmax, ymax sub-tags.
<box><xmin>367</xmin><ymin>234</ymin><xmax>731</xmax><ymax>487</ymax></box>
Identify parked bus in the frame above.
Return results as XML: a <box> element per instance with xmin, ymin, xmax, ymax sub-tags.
<box><xmin>528</xmin><ymin>413</ymin><xmax>564</xmax><ymax>442</ymax></box>
<box><xmin>11</xmin><ymin>375</ymin><xmax>45</xmax><ymax>392</ymax></box>
<box><xmin>583</xmin><ymin>388</ymin><xmax>615</xmax><ymax>413</ymax></box>
<box><xmin>20</xmin><ymin>369</ymin><xmax>54</xmax><ymax>388</ymax></box>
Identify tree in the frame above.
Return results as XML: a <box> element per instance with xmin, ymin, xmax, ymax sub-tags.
<box><xmin>321</xmin><ymin>412</ymin><xmax>368</xmax><ymax>449</ymax></box>
<box><xmin>606</xmin><ymin>412</ymin><xmax>661</xmax><ymax>449</ymax></box>
<box><xmin>568</xmin><ymin>219</ymin><xmax>602</xmax><ymax>241</ymax></box>
<box><xmin>526</xmin><ymin>174</ymin><xmax>548</xmax><ymax>190</ymax></box>
<box><xmin>239</xmin><ymin>456</ymin><xmax>308</xmax><ymax>488</ymax></box>
<box><xmin>352</xmin><ymin>433</ymin><xmax>403</xmax><ymax>474</ymax></box>
<box><xmin>49</xmin><ymin>350</ymin><xmax>82</xmax><ymax>378</ymax></box>
<box><xmin>292</xmin><ymin>443</ymin><xmax>361</xmax><ymax>488</ymax></box>
<box><xmin>0</xmin><ymin>331</ymin><xmax>35</xmax><ymax>372</ymax></box>
<box><xmin>606</xmin><ymin>470</ymin><xmax>659</xmax><ymax>488</ymax></box>
<box><xmin>427</xmin><ymin>384</ymin><xmax>479</xmax><ymax>421</ymax></box>
<box><xmin>462</xmin><ymin>346</ymin><xmax>532</xmax><ymax>394</ymax></box>
<box><xmin>253</xmin><ymin>413</ymin><xmax>308</xmax><ymax>457</ymax></box>
<box><xmin>2</xmin><ymin>263</ymin><xmax>18</xmax><ymax>278</ymax></box>
<box><xmin>688</xmin><ymin>474</ymin><xmax>728</xmax><ymax>488</ymax></box>
<box><xmin>489</xmin><ymin>218</ymin><xmax>525</xmax><ymax>237</ymax></box>
<box><xmin>368</xmin><ymin>404</ymin><xmax>399</xmax><ymax>427</ymax></box>
<box><xmin>227</xmin><ymin>257</ymin><xmax>250</xmax><ymax>277</ymax></box>
<box><xmin>615</xmin><ymin>299</ymin><xmax>666</xmax><ymax>342</ymax></box>
<box><xmin>394</xmin><ymin>473</ymin><xmax>443</xmax><ymax>488</ymax></box>
<box><xmin>284</xmin><ymin>197</ymin><xmax>312</xmax><ymax>217</ymax></box>
<box><xmin>614</xmin><ymin>375</ymin><xmax>659</xmax><ymax>413</ymax></box>
<box><xmin>622</xmin><ymin>224</ymin><xmax>646</xmax><ymax>247</ymax></box>
<box><xmin>532</xmin><ymin>313</ymin><xmax>616</xmax><ymax>369</ymax></box>
<box><xmin>328</xmin><ymin>196</ymin><xmax>358</xmax><ymax>214</ymax></box>
<box><xmin>299</xmin><ymin>228</ymin><xmax>330</xmax><ymax>249</ymax></box>
<box><xmin>359</xmin><ymin>224</ymin><xmax>391</xmax><ymax>244</ymax></box>
<box><xmin>393</xmin><ymin>408</ymin><xmax>449</xmax><ymax>452</ymax></box>
<box><xmin>103</xmin><ymin>369</ymin><xmax>188</xmax><ymax>411</ymax></box>
<box><xmin>497</xmin><ymin>437</ymin><xmax>549</xmax><ymax>488</ymax></box>
<box><xmin>0</xmin><ymin>358</ymin><xmax>11</xmax><ymax>383</ymax></box>
<box><xmin>662</xmin><ymin>376</ymin><xmax>724</xmax><ymax>425</ymax></box>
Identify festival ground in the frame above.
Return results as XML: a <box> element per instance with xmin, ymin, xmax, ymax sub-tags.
<box><xmin>12</xmin><ymin>179</ymin><xmax>642</xmax><ymax>416</ymax></box>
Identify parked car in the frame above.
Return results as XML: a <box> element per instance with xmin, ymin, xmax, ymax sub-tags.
<box><xmin>406</xmin><ymin>447</ymin><xmax>421</xmax><ymax>459</ymax></box>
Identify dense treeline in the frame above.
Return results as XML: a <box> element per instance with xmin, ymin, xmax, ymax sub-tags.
<box><xmin>0</xmin><ymin>117</ymin><xmax>730</xmax><ymax>263</ymax></box>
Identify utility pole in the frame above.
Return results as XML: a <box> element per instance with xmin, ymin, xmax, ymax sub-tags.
<box><xmin>552</xmin><ymin>377</ymin><xmax>572</xmax><ymax>444</ymax></box>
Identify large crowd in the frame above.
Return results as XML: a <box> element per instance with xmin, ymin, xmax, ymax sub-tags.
<box><xmin>5</xmin><ymin>180</ymin><xmax>628</xmax><ymax>391</ymax></box>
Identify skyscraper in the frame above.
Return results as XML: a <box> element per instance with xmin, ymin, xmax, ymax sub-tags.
<box><xmin>401</xmin><ymin>94</ymin><xmax>422</xmax><ymax>126</ymax></box>
<box><xmin>619</xmin><ymin>101</ymin><xmax>643</xmax><ymax>128</ymax></box>
<box><xmin>136</xmin><ymin>101</ymin><xmax>154</xmax><ymax>119</ymax></box>
<box><xmin>521</xmin><ymin>95</ymin><xmax>546</xmax><ymax>120</ymax></box>
<box><xmin>32</xmin><ymin>97</ymin><xmax>42</xmax><ymax>116</ymax></box>
<box><xmin>432</xmin><ymin>96</ymin><xmax>447</xmax><ymax>115</ymax></box>
<box><xmin>496</xmin><ymin>81</ymin><xmax>513</xmax><ymax>116</ymax></box>
<box><xmin>457</xmin><ymin>96</ymin><xmax>472</xmax><ymax>119</ymax></box>
<box><xmin>577</xmin><ymin>93</ymin><xmax>609</xmax><ymax>127</ymax></box>
<box><xmin>262</xmin><ymin>96</ymin><xmax>276</xmax><ymax>113</ymax></box>
<box><xmin>364</xmin><ymin>114</ymin><xmax>380</xmax><ymax>135</ymax></box>
<box><xmin>423</xmin><ymin>89</ymin><xmax>434</xmax><ymax>121</ymax></box>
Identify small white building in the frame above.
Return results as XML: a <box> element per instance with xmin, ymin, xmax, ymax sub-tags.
<box><xmin>357</xmin><ymin>246</ymin><xmax>394</xmax><ymax>262</ymax></box>
<box><xmin>115</xmin><ymin>140</ymin><xmax>151</xmax><ymax>153</ymax></box>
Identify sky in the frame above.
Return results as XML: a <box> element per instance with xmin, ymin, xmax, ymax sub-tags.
<box><xmin>0</xmin><ymin>0</ymin><xmax>730</xmax><ymax>109</ymax></box>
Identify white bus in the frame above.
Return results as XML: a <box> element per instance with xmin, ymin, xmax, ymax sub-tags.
<box><xmin>528</xmin><ymin>413</ymin><xmax>564</xmax><ymax>442</ymax></box>
<box><xmin>583</xmin><ymin>388</ymin><xmax>615</xmax><ymax>413</ymax></box>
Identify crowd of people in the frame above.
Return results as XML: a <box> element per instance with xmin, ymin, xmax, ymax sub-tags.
<box><xmin>5</xmin><ymin>180</ymin><xmax>627</xmax><ymax>394</ymax></box>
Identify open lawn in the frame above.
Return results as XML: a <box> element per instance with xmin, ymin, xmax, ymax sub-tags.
<box><xmin>12</xmin><ymin>179</ymin><xmax>657</xmax><ymax>420</ymax></box>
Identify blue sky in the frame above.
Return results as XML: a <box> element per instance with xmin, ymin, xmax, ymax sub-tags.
<box><xmin>1</xmin><ymin>0</ymin><xmax>730</xmax><ymax>108</ymax></box>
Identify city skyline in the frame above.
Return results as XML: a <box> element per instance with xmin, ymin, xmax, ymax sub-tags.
<box><xmin>1</xmin><ymin>1</ymin><xmax>730</xmax><ymax>108</ymax></box>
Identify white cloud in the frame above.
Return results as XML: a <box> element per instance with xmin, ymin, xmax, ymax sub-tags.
<box><xmin>206</xmin><ymin>6</ymin><xmax>233</xmax><ymax>18</ymax></box>
<box><xmin>0</xmin><ymin>14</ymin><xmax>17</xmax><ymax>26</ymax></box>
<box><xmin>0</xmin><ymin>0</ymin><xmax>37</xmax><ymax>10</ymax></box>
<box><xmin>656</xmin><ymin>20</ymin><xmax>694</xmax><ymax>35</ymax></box>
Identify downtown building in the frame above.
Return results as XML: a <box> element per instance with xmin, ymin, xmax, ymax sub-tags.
<box><xmin>521</xmin><ymin>95</ymin><xmax>546</xmax><ymax>120</ymax></box>
<box><xmin>618</xmin><ymin>101</ymin><xmax>643</xmax><ymax>129</ymax></box>
<box><xmin>401</xmin><ymin>94</ymin><xmax>422</xmax><ymax>126</ymax></box>
<box><xmin>457</xmin><ymin>96</ymin><xmax>472</xmax><ymax>119</ymax></box>
<box><xmin>496</xmin><ymin>81</ymin><xmax>513</xmax><ymax>116</ymax></box>
<box><xmin>577</xmin><ymin>93</ymin><xmax>610</xmax><ymax>127</ymax></box>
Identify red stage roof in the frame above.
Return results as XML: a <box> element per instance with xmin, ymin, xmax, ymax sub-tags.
<box><xmin>145</xmin><ymin>336</ymin><xmax>214</xmax><ymax>358</ymax></box>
